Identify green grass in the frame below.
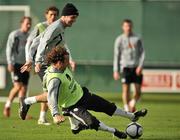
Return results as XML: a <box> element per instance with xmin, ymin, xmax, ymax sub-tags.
<box><xmin>0</xmin><ymin>93</ymin><xmax>180</xmax><ymax>140</ymax></box>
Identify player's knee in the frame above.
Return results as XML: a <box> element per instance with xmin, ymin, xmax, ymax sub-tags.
<box><xmin>87</xmin><ymin>117</ymin><xmax>100</xmax><ymax>131</ymax></box>
<box><xmin>14</xmin><ymin>84</ymin><xmax>21</xmax><ymax>91</ymax></box>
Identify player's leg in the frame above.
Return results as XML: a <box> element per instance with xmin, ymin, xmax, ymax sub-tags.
<box><xmin>4</xmin><ymin>82</ymin><xmax>21</xmax><ymax>117</ymax></box>
<box><xmin>24</xmin><ymin>92</ymin><xmax>48</xmax><ymax>104</ymax></box>
<box><xmin>36</xmin><ymin>65</ymin><xmax>50</xmax><ymax>125</ymax></box>
<box><xmin>19</xmin><ymin>66</ymin><xmax>50</xmax><ymax>123</ymax></box>
<box><xmin>38</xmin><ymin>103</ymin><xmax>50</xmax><ymax>125</ymax></box>
<box><xmin>19</xmin><ymin>92</ymin><xmax>48</xmax><ymax>120</ymax></box>
<box><xmin>18</xmin><ymin>70</ymin><xmax>29</xmax><ymax>100</ymax></box>
<box><xmin>129</xmin><ymin>83</ymin><xmax>141</xmax><ymax>112</ymax></box>
<box><xmin>129</xmin><ymin>71</ymin><xmax>143</xmax><ymax>112</ymax></box>
<box><xmin>121</xmin><ymin>68</ymin><xmax>132</xmax><ymax>111</ymax></box>
<box><xmin>68</xmin><ymin>117</ymin><xmax>88</xmax><ymax>134</ymax></box>
<box><xmin>4</xmin><ymin>65</ymin><xmax>23</xmax><ymax>117</ymax></box>
<box><xmin>20</xmin><ymin>66</ymin><xmax>50</xmax><ymax>124</ymax></box>
<box><xmin>82</xmin><ymin>87</ymin><xmax>147</xmax><ymax>122</ymax></box>
<box><xmin>122</xmin><ymin>83</ymin><xmax>130</xmax><ymax>111</ymax></box>
<box><xmin>67</xmin><ymin>106</ymin><xmax>127</xmax><ymax>139</ymax></box>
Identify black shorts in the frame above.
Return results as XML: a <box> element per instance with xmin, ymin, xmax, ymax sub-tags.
<box><xmin>121</xmin><ymin>67</ymin><xmax>143</xmax><ymax>84</ymax></box>
<box><xmin>11</xmin><ymin>63</ymin><xmax>29</xmax><ymax>85</ymax></box>
<box><xmin>37</xmin><ymin>65</ymin><xmax>48</xmax><ymax>82</ymax></box>
<box><xmin>62</xmin><ymin>87</ymin><xmax>117</xmax><ymax>130</ymax></box>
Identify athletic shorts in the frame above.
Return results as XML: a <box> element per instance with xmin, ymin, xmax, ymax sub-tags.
<box><xmin>11</xmin><ymin>63</ymin><xmax>29</xmax><ymax>85</ymax></box>
<box><xmin>121</xmin><ymin>67</ymin><xmax>143</xmax><ymax>85</ymax></box>
<box><xmin>37</xmin><ymin>65</ymin><xmax>48</xmax><ymax>82</ymax></box>
<box><xmin>62</xmin><ymin>87</ymin><xmax>117</xmax><ymax>130</ymax></box>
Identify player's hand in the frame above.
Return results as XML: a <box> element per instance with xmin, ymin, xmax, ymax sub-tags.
<box><xmin>53</xmin><ymin>114</ymin><xmax>65</xmax><ymax>125</ymax></box>
<box><xmin>69</xmin><ymin>60</ymin><xmax>76</xmax><ymax>71</ymax></box>
<box><xmin>35</xmin><ymin>63</ymin><xmax>42</xmax><ymax>73</ymax></box>
<box><xmin>7</xmin><ymin>64</ymin><xmax>14</xmax><ymax>72</ymax></box>
<box><xmin>113</xmin><ymin>71</ymin><xmax>120</xmax><ymax>80</ymax></box>
<box><xmin>136</xmin><ymin>67</ymin><xmax>142</xmax><ymax>75</ymax></box>
<box><xmin>20</xmin><ymin>61</ymin><xmax>32</xmax><ymax>73</ymax></box>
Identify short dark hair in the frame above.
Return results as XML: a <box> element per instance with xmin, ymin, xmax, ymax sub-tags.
<box><xmin>46</xmin><ymin>6</ymin><xmax>59</xmax><ymax>16</ymax></box>
<box><xmin>46</xmin><ymin>46</ymin><xmax>69</xmax><ymax>64</ymax></box>
<box><xmin>20</xmin><ymin>16</ymin><xmax>32</xmax><ymax>23</ymax></box>
<box><xmin>122</xmin><ymin>19</ymin><xmax>133</xmax><ymax>25</ymax></box>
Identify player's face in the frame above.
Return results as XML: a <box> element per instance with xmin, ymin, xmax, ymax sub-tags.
<box><xmin>46</xmin><ymin>10</ymin><xmax>58</xmax><ymax>24</ymax></box>
<box><xmin>122</xmin><ymin>22</ymin><xmax>132</xmax><ymax>35</ymax></box>
<box><xmin>21</xmin><ymin>18</ymin><xmax>32</xmax><ymax>32</ymax></box>
<box><xmin>64</xmin><ymin>15</ymin><xmax>78</xmax><ymax>27</ymax></box>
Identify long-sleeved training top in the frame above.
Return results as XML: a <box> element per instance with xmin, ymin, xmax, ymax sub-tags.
<box><xmin>35</xmin><ymin>19</ymin><xmax>70</xmax><ymax>65</ymax></box>
<box><xmin>44</xmin><ymin>67</ymin><xmax>62</xmax><ymax>116</ymax></box>
<box><xmin>113</xmin><ymin>33</ymin><xmax>145</xmax><ymax>72</ymax></box>
<box><xmin>6</xmin><ymin>29</ymin><xmax>29</xmax><ymax>65</ymax></box>
<box><xmin>25</xmin><ymin>21</ymin><xmax>48</xmax><ymax>62</ymax></box>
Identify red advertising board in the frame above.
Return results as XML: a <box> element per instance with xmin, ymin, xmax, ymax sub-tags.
<box><xmin>142</xmin><ymin>73</ymin><xmax>172</xmax><ymax>88</ymax></box>
<box><xmin>176</xmin><ymin>74</ymin><xmax>180</xmax><ymax>88</ymax></box>
<box><xmin>142</xmin><ymin>70</ymin><xmax>180</xmax><ymax>93</ymax></box>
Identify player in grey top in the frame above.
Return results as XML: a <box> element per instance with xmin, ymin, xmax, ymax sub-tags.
<box><xmin>4</xmin><ymin>17</ymin><xmax>32</xmax><ymax>118</ymax></box>
<box><xmin>21</xmin><ymin>6</ymin><xmax>59</xmax><ymax>125</ymax></box>
<box><xmin>25</xmin><ymin>21</ymin><xmax>49</xmax><ymax>62</ymax></box>
<box><xmin>22</xmin><ymin>6</ymin><xmax>59</xmax><ymax>71</ymax></box>
<box><xmin>19</xmin><ymin>3</ymin><xmax>79</xmax><ymax>122</ymax></box>
<box><xmin>113</xmin><ymin>19</ymin><xmax>145</xmax><ymax>112</ymax></box>
<box><xmin>34</xmin><ymin>4</ymin><xmax>78</xmax><ymax>73</ymax></box>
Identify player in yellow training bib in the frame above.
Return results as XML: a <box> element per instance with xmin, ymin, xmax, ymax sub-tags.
<box><xmin>20</xmin><ymin>46</ymin><xmax>147</xmax><ymax>139</ymax></box>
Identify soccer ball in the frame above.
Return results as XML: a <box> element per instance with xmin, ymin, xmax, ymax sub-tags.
<box><xmin>126</xmin><ymin>122</ymin><xmax>143</xmax><ymax>139</ymax></box>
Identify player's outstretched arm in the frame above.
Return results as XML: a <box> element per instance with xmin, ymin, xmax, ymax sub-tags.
<box><xmin>47</xmin><ymin>77</ymin><xmax>65</xmax><ymax>124</ymax></box>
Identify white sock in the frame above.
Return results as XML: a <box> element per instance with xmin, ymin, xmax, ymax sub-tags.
<box><xmin>39</xmin><ymin>111</ymin><xmax>46</xmax><ymax>120</ymax></box>
<box><xmin>113</xmin><ymin>108</ymin><xmax>134</xmax><ymax>120</ymax></box>
<box><xmin>24</xmin><ymin>97</ymin><xmax>37</xmax><ymax>105</ymax></box>
<box><xmin>98</xmin><ymin>122</ymin><xmax>115</xmax><ymax>133</ymax></box>
<box><xmin>5</xmin><ymin>100</ymin><xmax>11</xmax><ymax>108</ymax></box>
<box><xmin>124</xmin><ymin>104</ymin><xmax>129</xmax><ymax>112</ymax></box>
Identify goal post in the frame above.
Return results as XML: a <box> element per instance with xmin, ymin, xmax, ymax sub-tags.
<box><xmin>0</xmin><ymin>5</ymin><xmax>30</xmax><ymax>16</ymax></box>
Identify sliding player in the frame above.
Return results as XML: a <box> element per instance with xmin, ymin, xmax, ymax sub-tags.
<box><xmin>113</xmin><ymin>19</ymin><xmax>145</xmax><ymax>112</ymax></box>
<box><xmin>20</xmin><ymin>46</ymin><xmax>147</xmax><ymax>139</ymax></box>
<box><xmin>4</xmin><ymin>17</ymin><xmax>32</xmax><ymax>117</ymax></box>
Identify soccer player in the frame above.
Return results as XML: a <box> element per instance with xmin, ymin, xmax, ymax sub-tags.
<box><xmin>4</xmin><ymin>17</ymin><xmax>32</xmax><ymax>117</ymax></box>
<box><xmin>113</xmin><ymin>19</ymin><xmax>145</xmax><ymax>112</ymax></box>
<box><xmin>20</xmin><ymin>46</ymin><xmax>147</xmax><ymax>139</ymax></box>
<box><xmin>20</xmin><ymin>3</ymin><xmax>78</xmax><ymax>120</ymax></box>
<box><xmin>21</xmin><ymin>6</ymin><xmax>60</xmax><ymax>125</ymax></box>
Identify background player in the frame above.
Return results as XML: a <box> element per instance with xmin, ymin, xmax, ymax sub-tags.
<box><xmin>113</xmin><ymin>19</ymin><xmax>145</xmax><ymax>112</ymax></box>
<box><xmin>22</xmin><ymin>6</ymin><xmax>59</xmax><ymax>125</ymax></box>
<box><xmin>4</xmin><ymin>17</ymin><xmax>32</xmax><ymax>117</ymax></box>
<box><xmin>20</xmin><ymin>3</ymin><xmax>79</xmax><ymax>119</ymax></box>
<box><xmin>21</xmin><ymin>46</ymin><xmax>147</xmax><ymax>139</ymax></box>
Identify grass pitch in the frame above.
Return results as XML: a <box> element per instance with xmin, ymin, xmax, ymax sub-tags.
<box><xmin>0</xmin><ymin>93</ymin><xmax>180</xmax><ymax>140</ymax></box>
